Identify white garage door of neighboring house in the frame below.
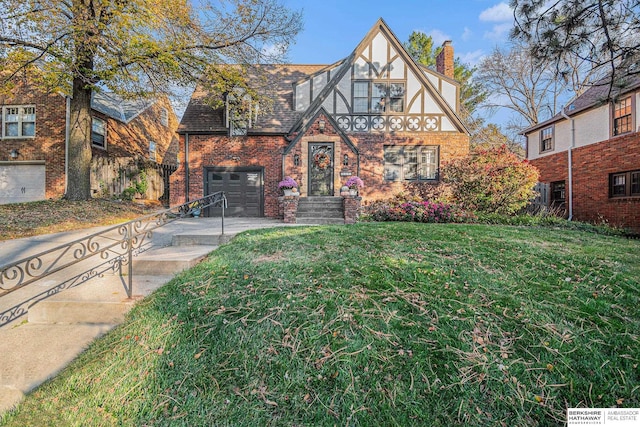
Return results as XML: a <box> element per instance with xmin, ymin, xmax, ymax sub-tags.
<box><xmin>205</xmin><ymin>168</ymin><xmax>263</xmax><ymax>217</ymax></box>
<box><xmin>0</xmin><ymin>161</ymin><xmax>46</xmax><ymax>204</ymax></box>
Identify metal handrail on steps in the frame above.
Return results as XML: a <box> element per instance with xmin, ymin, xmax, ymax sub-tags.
<box><xmin>0</xmin><ymin>192</ymin><xmax>227</xmax><ymax>326</ymax></box>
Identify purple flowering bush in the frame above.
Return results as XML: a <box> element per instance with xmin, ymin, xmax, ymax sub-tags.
<box><xmin>345</xmin><ymin>176</ymin><xmax>364</xmax><ymax>189</ymax></box>
<box><xmin>278</xmin><ymin>176</ymin><xmax>298</xmax><ymax>190</ymax></box>
<box><xmin>363</xmin><ymin>198</ymin><xmax>472</xmax><ymax>223</ymax></box>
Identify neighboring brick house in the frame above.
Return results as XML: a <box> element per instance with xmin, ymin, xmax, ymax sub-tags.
<box><xmin>171</xmin><ymin>19</ymin><xmax>470</xmax><ymax>219</ymax></box>
<box><xmin>524</xmin><ymin>75</ymin><xmax>640</xmax><ymax>231</ymax></box>
<box><xmin>0</xmin><ymin>82</ymin><xmax>179</xmax><ymax>204</ymax></box>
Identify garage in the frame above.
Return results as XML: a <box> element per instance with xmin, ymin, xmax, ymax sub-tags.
<box><xmin>205</xmin><ymin>167</ymin><xmax>263</xmax><ymax>217</ymax></box>
<box><xmin>0</xmin><ymin>161</ymin><xmax>46</xmax><ymax>205</ymax></box>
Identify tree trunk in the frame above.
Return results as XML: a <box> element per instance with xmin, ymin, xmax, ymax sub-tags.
<box><xmin>65</xmin><ymin>77</ymin><xmax>93</xmax><ymax>200</ymax></box>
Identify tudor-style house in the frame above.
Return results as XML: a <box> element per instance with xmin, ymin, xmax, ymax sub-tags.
<box><xmin>0</xmin><ymin>82</ymin><xmax>179</xmax><ymax>205</ymax></box>
<box><xmin>171</xmin><ymin>19</ymin><xmax>470</xmax><ymax>222</ymax></box>
<box><xmin>524</xmin><ymin>75</ymin><xmax>640</xmax><ymax>232</ymax></box>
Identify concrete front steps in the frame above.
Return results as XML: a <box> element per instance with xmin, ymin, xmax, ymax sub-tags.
<box><xmin>26</xmin><ymin>231</ymin><xmax>235</xmax><ymax>325</ymax></box>
<box><xmin>296</xmin><ymin>196</ymin><xmax>345</xmax><ymax>225</ymax></box>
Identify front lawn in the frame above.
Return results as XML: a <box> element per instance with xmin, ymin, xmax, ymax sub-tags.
<box><xmin>2</xmin><ymin>223</ymin><xmax>639</xmax><ymax>426</ymax></box>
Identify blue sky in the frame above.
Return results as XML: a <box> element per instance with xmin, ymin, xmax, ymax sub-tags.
<box><xmin>285</xmin><ymin>0</ymin><xmax>514</xmax><ymax>66</ymax></box>
<box><xmin>283</xmin><ymin>0</ymin><xmax>516</xmax><ymax>126</ymax></box>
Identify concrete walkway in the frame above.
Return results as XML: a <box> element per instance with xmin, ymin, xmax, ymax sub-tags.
<box><xmin>0</xmin><ymin>217</ymin><xmax>295</xmax><ymax>414</ymax></box>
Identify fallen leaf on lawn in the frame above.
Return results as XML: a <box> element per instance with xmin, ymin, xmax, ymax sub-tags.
<box><xmin>194</xmin><ymin>349</ymin><xmax>205</xmax><ymax>359</ymax></box>
<box><xmin>264</xmin><ymin>399</ymin><xmax>278</xmax><ymax>406</ymax></box>
<box><xmin>617</xmin><ymin>398</ymin><xmax>624</xmax><ymax>405</ymax></box>
<box><xmin>546</xmin><ymin>363</ymin><xmax>554</xmax><ymax>371</ymax></box>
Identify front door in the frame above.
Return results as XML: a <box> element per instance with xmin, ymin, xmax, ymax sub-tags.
<box><xmin>308</xmin><ymin>143</ymin><xmax>334</xmax><ymax>196</ymax></box>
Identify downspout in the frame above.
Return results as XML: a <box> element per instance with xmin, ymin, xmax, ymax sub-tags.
<box><xmin>560</xmin><ymin>107</ymin><xmax>574</xmax><ymax>221</ymax></box>
<box><xmin>64</xmin><ymin>96</ymin><xmax>71</xmax><ymax>195</ymax></box>
<box><xmin>184</xmin><ymin>133</ymin><xmax>190</xmax><ymax>203</ymax></box>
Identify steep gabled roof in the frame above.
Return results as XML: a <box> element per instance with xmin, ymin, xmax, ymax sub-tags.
<box><xmin>91</xmin><ymin>91</ymin><xmax>155</xmax><ymax>124</ymax></box>
<box><xmin>284</xmin><ymin>107</ymin><xmax>359</xmax><ymax>155</ymax></box>
<box><xmin>178</xmin><ymin>18</ymin><xmax>467</xmax><ymax>136</ymax></box>
<box><xmin>178</xmin><ymin>64</ymin><xmax>326</xmax><ymax>134</ymax></box>
<box><xmin>523</xmin><ymin>74</ymin><xmax>640</xmax><ymax>134</ymax></box>
<box><xmin>288</xmin><ymin>18</ymin><xmax>468</xmax><ymax>135</ymax></box>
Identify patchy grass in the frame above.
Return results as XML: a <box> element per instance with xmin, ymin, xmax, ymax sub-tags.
<box><xmin>0</xmin><ymin>199</ymin><xmax>161</xmax><ymax>241</ymax></box>
<box><xmin>2</xmin><ymin>223</ymin><xmax>639</xmax><ymax>426</ymax></box>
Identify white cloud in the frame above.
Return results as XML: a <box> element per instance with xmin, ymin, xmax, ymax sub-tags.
<box><xmin>484</xmin><ymin>22</ymin><xmax>513</xmax><ymax>41</ymax></box>
<box><xmin>458</xmin><ymin>49</ymin><xmax>485</xmax><ymax>66</ymax></box>
<box><xmin>426</xmin><ymin>29</ymin><xmax>451</xmax><ymax>47</ymax></box>
<box><xmin>461</xmin><ymin>27</ymin><xmax>473</xmax><ymax>42</ymax></box>
<box><xmin>479</xmin><ymin>2</ymin><xmax>513</xmax><ymax>22</ymax></box>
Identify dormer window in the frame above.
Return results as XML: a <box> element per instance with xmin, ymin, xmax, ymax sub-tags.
<box><xmin>352</xmin><ymin>81</ymin><xmax>405</xmax><ymax>114</ymax></box>
<box><xmin>225</xmin><ymin>88</ymin><xmax>258</xmax><ymax>137</ymax></box>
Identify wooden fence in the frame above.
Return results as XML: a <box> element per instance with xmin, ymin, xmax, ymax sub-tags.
<box><xmin>90</xmin><ymin>157</ymin><xmax>177</xmax><ymax>205</ymax></box>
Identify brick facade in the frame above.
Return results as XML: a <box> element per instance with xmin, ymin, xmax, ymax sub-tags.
<box><xmin>170</xmin><ymin>134</ymin><xmax>289</xmax><ymax>217</ymax></box>
<box><xmin>530</xmin><ymin>132</ymin><xmax>640</xmax><ymax>231</ymax></box>
<box><xmin>171</xmin><ymin>115</ymin><xmax>470</xmax><ymax>218</ymax></box>
<box><xmin>1</xmin><ymin>85</ymin><xmax>67</xmax><ymax>198</ymax></box>
<box><xmin>1</xmin><ymin>82</ymin><xmax>177</xmax><ymax>201</ymax></box>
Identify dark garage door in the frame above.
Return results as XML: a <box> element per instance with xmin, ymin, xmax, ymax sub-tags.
<box><xmin>205</xmin><ymin>168</ymin><xmax>263</xmax><ymax>217</ymax></box>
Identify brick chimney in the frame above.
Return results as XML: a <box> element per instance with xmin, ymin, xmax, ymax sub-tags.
<box><xmin>436</xmin><ymin>40</ymin><xmax>454</xmax><ymax>79</ymax></box>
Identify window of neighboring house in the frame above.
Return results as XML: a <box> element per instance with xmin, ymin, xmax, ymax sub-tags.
<box><xmin>613</xmin><ymin>96</ymin><xmax>632</xmax><ymax>136</ymax></box>
<box><xmin>610</xmin><ymin>170</ymin><xmax>640</xmax><ymax>197</ymax></box>
<box><xmin>384</xmin><ymin>146</ymin><xmax>439</xmax><ymax>181</ymax></box>
<box><xmin>160</xmin><ymin>108</ymin><xmax>169</xmax><ymax>127</ymax></box>
<box><xmin>149</xmin><ymin>140</ymin><xmax>157</xmax><ymax>162</ymax></box>
<box><xmin>540</xmin><ymin>126</ymin><xmax>554</xmax><ymax>152</ymax></box>
<box><xmin>352</xmin><ymin>81</ymin><xmax>405</xmax><ymax>114</ymax></box>
<box><xmin>550</xmin><ymin>181</ymin><xmax>565</xmax><ymax>207</ymax></box>
<box><xmin>2</xmin><ymin>105</ymin><xmax>36</xmax><ymax>138</ymax></box>
<box><xmin>91</xmin><ymin>117</ymin><xmax>106</xmax><ymax>149</ymax></box>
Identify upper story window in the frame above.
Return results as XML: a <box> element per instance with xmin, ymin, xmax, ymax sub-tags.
<box><xmin>384</xmin><ymin>145</ymin><xmax>438</xmax><ymax>181</ymax></box>
<box><xmin>2</xmin><ymin>105</ymin><xmax>36</xmax><ymax>138</ymax></box>
<box><xmin>540</xmin><ymin>126</ymin><xmax>554</xmax><ymax>152</ymax></box>
<box><xmin>160</xmin><ymin>108</ymin><xmax>169</xmax><ymax>127</ymax></box>
<box><xmin>91</xmin><ymin>117</ymin><xmax>106</xmax><ymax>149</ymax></box>
<box><xmin>613</xmin><ymin>96</ymin><xmax>633</xmax><ymax>136</ymax></box>
<box><xmin>610</xmin><ymin>170</ymin><xmax>640</xmax><ymax>197</ymax></box>
<box><xmin>352</xmin><ymin>81</ymin><xmax>405</xmax><ymax>114</ymax></box>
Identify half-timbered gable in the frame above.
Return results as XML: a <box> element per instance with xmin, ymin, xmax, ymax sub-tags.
<box><xmin>291</xmin><ymin>21</ymin><xmax>464</xmax><ymax>134</ymax></box>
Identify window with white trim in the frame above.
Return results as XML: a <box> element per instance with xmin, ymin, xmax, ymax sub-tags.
<box><xmin>613</xmin><ymin>96</ymin><xmax>632</xmax><ymax>136</ymax></box>
<box><xmin>2</xmin><ymin>105</ymin><xmax>36</xmax><ymax>138</ymax></box>
<box><xmin>352</xmin><ymin>81</ymin><xmax>405</xmax><ymax>114</ymax></box>
<box><xmin>384</xmin><ymin>146</ymin><xmax>439</xmax><ymax>181</ymax></box>
<box><xmin>540</xmin><ymin>126</ymin><xmax>553</xmax><ymax>152</ymax></box>
<box><xmin>91</xmin><ymin>117</ymin><xmax>106</xmax><ymax>149</ymax></box>
<box><xmin>149</xmin><ymin>140</ymin><xmax>157</xmax><ymax>161</ymax></box>
<box><xmin>160</xmin><ymin>108</ymin><xmax>169</xmax><ymax>127</ymax></box>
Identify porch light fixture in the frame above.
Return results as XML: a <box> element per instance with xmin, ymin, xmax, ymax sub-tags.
<box><xmin>343</xmin><ymin>154</ymin><xmax>349</xmax><ymax>166</ymax></box>
<box><xmin>294</xmin><ymin>154</ymin><xmax>300</xmax><ymax>166</ymax></box>
<box><xmin>9</xmin><ymin>149</ymin><xmax>19</xmax><ymax>159</ymax></box>
<box><xmin>318</xmin><ymin>119</ymin><xmax>326</xmax><ymax>133</ymax></box>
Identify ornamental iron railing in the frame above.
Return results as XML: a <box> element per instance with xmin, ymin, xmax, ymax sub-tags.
<box><xmin>0</xmin><ymin>192</ymin><xmax>226</xmax><ymax>326</ymax></box>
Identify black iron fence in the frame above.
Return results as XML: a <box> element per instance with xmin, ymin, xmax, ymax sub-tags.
<box><xmin>0</xmin><ymin>192</ymin><xmax>226</xmax><ymax>326</ymax></box>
